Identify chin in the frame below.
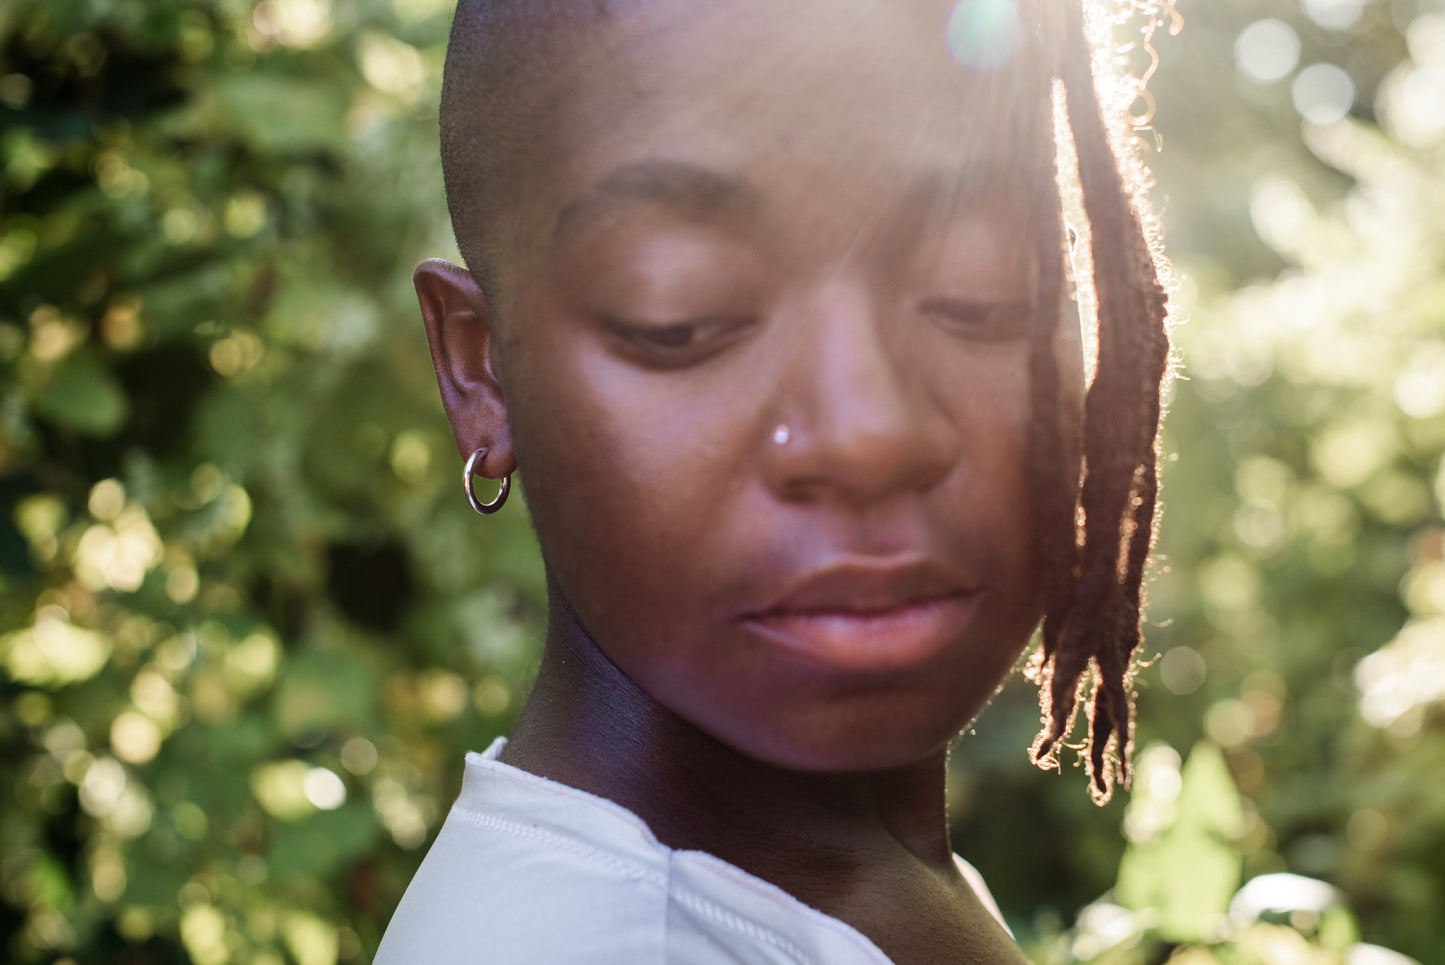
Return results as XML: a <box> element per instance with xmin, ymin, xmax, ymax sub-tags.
<box><xmin>714</xmin><ymin>699</ymin><xmax>988</xmax><ymax>775</ymax></box>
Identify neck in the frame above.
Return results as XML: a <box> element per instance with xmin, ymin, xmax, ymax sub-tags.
<box><xmin>500</xmin><ymin>597</ymin><xmax>959</xmax><ymax>895</ymax></box>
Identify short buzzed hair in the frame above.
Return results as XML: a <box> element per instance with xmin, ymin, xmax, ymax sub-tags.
<box><xmin>439</xmin><ymin>1</ymin><xmax>604</xmax><ymax>298</ymax></box>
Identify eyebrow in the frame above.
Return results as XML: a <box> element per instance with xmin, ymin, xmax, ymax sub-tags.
<box><xmin>548</xmin><ymin>155</ymin><xmax>1044</xmax><ymax>251</ymax></box>
<box><xmin>551</xmin><ymin>159</ymin><xmax>756</xmax><ymax>247</ymax></box>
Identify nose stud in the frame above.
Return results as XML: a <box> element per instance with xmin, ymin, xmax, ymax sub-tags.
<box><xmin>772</xmin><ymin>425</ymin><xmax>791</xmax><ymax>446</ymax></box>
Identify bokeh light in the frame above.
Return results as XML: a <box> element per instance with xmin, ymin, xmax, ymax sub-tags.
<box><xmin>1292</xmin><ymin>62</ymin><xmax>1356</xmax><ymax>123</ymax></box>
<box><xmin>945</xmin><ymin>0</ymin><xmax>1022</xmax><ymax>71</ymax></box>
<box><xmin>1236</xmin><ymin>19</ymin><xmax>1301</xmax><ymax>83</ymax></box>
<box><xmin>1301</xmin><ymin>0</ymin><xmax>1367</xmax><ymax>32</ymax></box>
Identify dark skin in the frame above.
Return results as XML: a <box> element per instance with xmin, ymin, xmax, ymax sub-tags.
<box><xmin>502</xmin><ymin>602</ymin><xmax>1030</xmax><ymax>965</ymax></box>
<box><xmin>418</xmin><ymin>2</ymin><xmax>1082</xmax><ymax>961</ymax></box>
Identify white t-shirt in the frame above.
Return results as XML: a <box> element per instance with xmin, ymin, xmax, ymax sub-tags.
<box><xmin>376</xmin><ymin>738</ymin><xmax>1011</xmax><ymax>964</ymax></box>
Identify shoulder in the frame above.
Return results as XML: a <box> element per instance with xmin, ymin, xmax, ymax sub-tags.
<box><xmin>375</xmin><ymin>745</ymin><xmax>894</xmax><ymax>965</ymax></box>
<box><xmin>376</xmin><ymin>748</ymin><xmax>671</xmax><ymax>965</ymax></box>
<box><xmin>954</xmin><ymin>854</ymin><xmax>1012</xmax><ymax>937</ymax></box>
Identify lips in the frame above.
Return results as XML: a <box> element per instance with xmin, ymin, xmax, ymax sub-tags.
<box><xmin>738</xmin><ymin>558</ymin><xmax>983</xmax><ymax>672</ymax></box>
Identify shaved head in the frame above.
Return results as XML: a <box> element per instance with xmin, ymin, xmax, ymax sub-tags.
<box><xmin>439</xmin><ymin>0</ymin><xmax>1053</xmax><ymax>317</ymax></box>
<box><xmin>445</xmin><ymin>2</ymin><xmax>659</xmax><ymax>308</ymax></box>
<box><xmin>441</xmin><ymin>2</ymin><xmax>579</xmax><ymax>297</ymax></box>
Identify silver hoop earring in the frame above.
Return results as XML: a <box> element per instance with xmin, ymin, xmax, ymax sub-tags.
<box><xmin>463</xmin><ymin>447</ymin><xmax>510</xmax><ymax>515</ymax></box>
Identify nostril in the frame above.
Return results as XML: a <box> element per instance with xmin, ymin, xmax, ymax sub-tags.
<box><xmin>762</xmin><ymin>408</ymin><xmax>960</xmax><ymax>505</ymax></box>
<box><xmin>761</xmin><ymin>285</ymin><xmax>962</xmax><ymax>503</ymax></box>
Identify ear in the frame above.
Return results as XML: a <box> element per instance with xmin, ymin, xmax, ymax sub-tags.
<box><xmin>414</xmin><ymin>258</ymin><xmax>517</xmax><ymax>478</ymax></box>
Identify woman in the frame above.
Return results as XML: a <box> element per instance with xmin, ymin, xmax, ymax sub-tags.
<box><xmin>379</xmin><ymin>0</ymin><xmax>1172</xmax><ymax>960</ymax></box>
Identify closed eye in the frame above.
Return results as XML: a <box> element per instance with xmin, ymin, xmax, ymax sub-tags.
<box><xmin>603</xmin><ymin>315</ymin><xmax>757</xmax><ymax>366</ymax></box>
<box><xmin>918</xmin><ymin>297</ymin><xmax>1032</xmax><ymax>341</ymax></box>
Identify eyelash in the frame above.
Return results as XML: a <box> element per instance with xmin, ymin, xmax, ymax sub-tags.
<box><xmin>918</xmin><ymin>297</ymin><xmax>1033</xmax><ymax>340</ymax></box>
<box><xmin>604</xmin><ymin>315</ymin><xmax>756</xmax><ymax>363</ymax></box>
<box><xmin>601</xmin><ymin>295</ymin><xmax>1029</xmax><ymax>367</ymax></box>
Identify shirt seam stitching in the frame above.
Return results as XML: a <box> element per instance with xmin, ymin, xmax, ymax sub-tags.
<box><xmin>450</xmin><ymin>806</ymin><xmax>670</xmax><ymax>889</ymax></box>
<box><xmin>667</xmin><ymin>883</ymin><xmax>820</xmax><ymax>965</ymax></box>
<box><xmin>452</xmin><ymin>806</ymin><xmax>822</xmax><ymax>964</ymax></box>
<box><xmin>678</xmin><ymin>851</ymin><xmax>897</xmax><ymax>962</ymax></box>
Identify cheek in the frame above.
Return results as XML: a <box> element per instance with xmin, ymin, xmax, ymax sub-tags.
<box><xmin>504</xmin><ymin>332</ymin><xmax>738</xmax><ymax>641</ymax></box>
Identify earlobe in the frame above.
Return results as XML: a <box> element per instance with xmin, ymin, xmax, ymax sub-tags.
<box><xmin>413</xmin><ymin>258</ymin><xmax>517</xmax><ymax>477</ymax></box>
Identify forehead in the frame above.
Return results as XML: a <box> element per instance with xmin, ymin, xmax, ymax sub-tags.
<box><xmin>492</xmin><ymin>0</ymin><xmax>1053</xmax><ymax>282</ymax></box>
<box><xmin>567</xmin><ymin>2</ymin><xmax>1039</xmax><ymax>144</ymax></box>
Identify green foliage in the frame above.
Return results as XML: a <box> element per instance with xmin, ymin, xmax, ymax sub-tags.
<box><xmin>1</xmin><ymin>1</ymin><xmax>544</xmax><ymax>962</ymax></box>
<box><xmin>1030</xmin><ymin>747</ymin><xmax>1411</xmax><ymax>965</ymax></box>
<box><xmin>1115</xmin><ymin>744</ymin><xmax>1243</xmax><ymax>943</ymax></box>
<box><xmin>956</xmin><ymin>1</ymin><xmax>1444</xmax><ymax>962</ymax></box>
<box><xmin>2</xmin><ymin>1</ymin><xmax>1443</xmax><ymax>964</ymax></box>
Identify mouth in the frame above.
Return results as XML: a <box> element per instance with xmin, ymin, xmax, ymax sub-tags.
<box><xmin>737</xmin><ymin>559</ymin><xmax>983</xmax><ymax>672</ymax></box>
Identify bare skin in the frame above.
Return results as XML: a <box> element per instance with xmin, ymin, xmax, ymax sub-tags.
<box><xmin>418</xmin><ymin>2</ymin><xmax>1082</xmax><ymax>961</ymax></box>
<box><xmin>499</xmin><ymin>601</ymin><xmax>1032</xmax><ymax>964</ymax></box>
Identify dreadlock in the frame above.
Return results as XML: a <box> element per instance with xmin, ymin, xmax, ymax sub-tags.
<box><xmin>1025</xmin><ymin>0</ymin><xmax>1174</xmax><ymax>804</ymax></box>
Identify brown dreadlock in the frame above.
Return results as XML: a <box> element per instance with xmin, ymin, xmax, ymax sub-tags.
<box><xmin>1025</xmin><ymin>0</ymin><xmax>1174</xmax><ymax>803</ymax></box>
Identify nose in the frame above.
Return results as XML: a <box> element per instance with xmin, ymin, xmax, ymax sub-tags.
<box><xmin>763</xmin><ymin>282</ymin><xmax>959</xmax><ymax>505</ymax></box>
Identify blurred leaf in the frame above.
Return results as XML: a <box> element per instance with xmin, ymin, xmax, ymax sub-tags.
<box><xmin>193</xmin><ymin>72</ymin><xmax>349</xmax><ymax>155</ymax></box>
<box><xmin>32</xmin><ymin>349</ymin><xmax>129</xmax><ymax>436</ymax></box>
<box><xmin>268</xmin><ymin>803</ymin><xmax>379</xmax><ymax>880</ymax></box>
<box><xmin>1117</xmin><ymin>743</ymin><xmax>1243</xmax><ymax>943</ymax></box>
<box><xmin>273</xmin><ymin>645</ymin><xmax>377</xmax><ymax>738</ymax></box>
